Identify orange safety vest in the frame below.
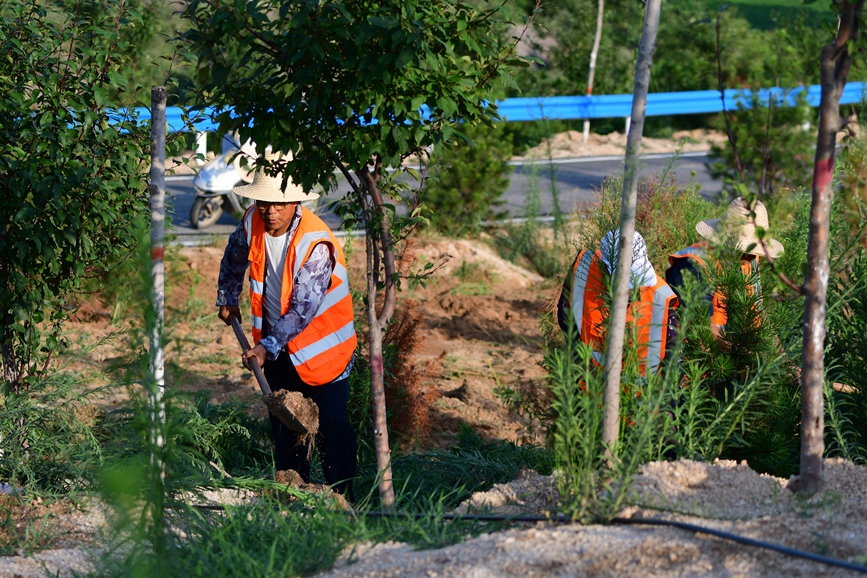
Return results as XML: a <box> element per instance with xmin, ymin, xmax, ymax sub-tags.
<box><xmin>243</xmin><ymin>205</ymin><xmax>357</xmax><ymax>385</ymax></box>
<box><xmin>563</xmin><ymin>250</ymin><xmax>677</xmax><ymax>374</ymax></box>
<box><xmin>667</xmin><ymin>243</ymin><xmax>761</xmax><ymax>333</ymax></box>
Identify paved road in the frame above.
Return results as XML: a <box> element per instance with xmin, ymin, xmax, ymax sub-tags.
<box><xmin>166</xmin><ymin>152</ymin><xmax>722</xmax><ymax>244</ymax></box>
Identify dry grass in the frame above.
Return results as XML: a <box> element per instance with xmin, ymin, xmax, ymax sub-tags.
<box><xmin>383</xmin><ymin>300</ymin><xmax>443</xmax><ymax>447</ymax></box>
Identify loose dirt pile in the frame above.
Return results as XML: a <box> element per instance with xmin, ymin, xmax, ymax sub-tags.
<box><xmin>317</xmin><ymin>458</ymin><xmax>867</xmax><ymax>578</ymax></box>
<box><xmin>265</xmin><ymin>389</ymin><xmax>319</xmax><ymax>439</ymax></box>
<box><xmin>515</xmin><ymin>128</ymin><xmax>727</xmax><ymax>161</ymax></box>
<box><xmin>275</xmin><ymin>469</ymin><xmax>351</xmax><ymax>510</ymax></box>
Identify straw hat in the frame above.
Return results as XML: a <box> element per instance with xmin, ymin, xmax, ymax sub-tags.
<box><xmin>695</xmin><ymin>197</ymin><xmax>784</xmax><ymax>258</ymax></box>
<box><xmin>232</xmin><ymin>151</ymin><xmax>319</xmax><ymax>203</ymax></box>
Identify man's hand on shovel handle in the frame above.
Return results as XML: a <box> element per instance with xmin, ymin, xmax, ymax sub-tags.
<box><xmin>219</xmin><ymin>305</ymin><xmax>241</xmax><ymax>326</ymax></box>
<box><xmin>243</xmin><ymin>344</ymin><xmax>267</xmax><ymax>370</ymax></box>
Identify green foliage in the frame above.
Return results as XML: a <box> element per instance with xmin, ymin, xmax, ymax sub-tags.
<box><xmin>548</xmin><ymin>319</ymin><xmax>677</xmax><ymax>522</ymax></box>
<box><xmin>0</xmin><ymin>0</ymin><xmax>153</xmax><ymax>393</ymax></box>
<box><xmin>354</xmin><ymin>428</ymin><xmax>553</xmax><ymax>512</ymax></box>
<box><xmin>517</xmin><ymin>0</ymin><xmax>832</xmax><ymax>101</ymax></box>
<box><xmin>56</xmin><ymin>0</ymin><xmax>189</xmax><ymax>102</ymax></box>
<box><xmin>575</xmin><ymin>174</ymin><xmax>718</xmax><ymax>273</ymax></box>
<box><xmin>492</xmin><ymin>157</ymin><xmax>571</xmax><ymax>279</ymax></box>
<box><xmin>710</xmin><ymin>91</ymin><xmax>814</xmax><ymax>197</ymax></box>
<box><xmin>171</xmin><ymin>500</ymin><xmax>351</xmax><ymax>577</ymax></box>
<box><xmin>0</xmin><ymin>373</ymin><xmax>105</xmax><ymax>493</ymax></box>
<box><xmin>425</xmin><ymin>124</ymin><xmax>513</xmax><ymax>236</ymax></box>
<box><xmin>183</xmin><ymin>0</ymin><xmax>526</xmax><ymax>192</ymax></box>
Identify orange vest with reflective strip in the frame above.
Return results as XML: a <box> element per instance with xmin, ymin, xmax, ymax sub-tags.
<box><xmin>667</xmin><ymin>243</ymin><xmax>761</xmax><ymax>333</ymax></box>
<box><xmin>244</xmin><ymin>206</ymin><xmax>357</xmax><ymax>386</ymax></box>
<box><xmin>564</xmin><ymin>250</ymin><xmax>677</xmax><ymax>374</ymax></box>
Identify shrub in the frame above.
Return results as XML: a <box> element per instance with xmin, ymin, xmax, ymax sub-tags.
<box><xmin>0</xmin><ymin>373</ymin><xmax>104</xmax><ymax>493</ymax></box>
<box><xmin>425</xmin><ymin>124</ymin><xmax>513</xmax><ymax>236</ymax></box>
<box><xmin>381</xmin><ymin>300</ymin><xmax>442</xmax><ymax>447</ymax></box>
<box><xmin>0</xmin><ymin>0</ymin><xmax>156</xmax><ymax>395</ymax></box>
<box><xmin>350</xmin><ymin>299</ymin><xmax>441</xmax><ymax>456</ymax></box>
<box><xmin>574</xmin><ymin>174</ymin><xmax>718</xmax><ymax>273</ymax></box>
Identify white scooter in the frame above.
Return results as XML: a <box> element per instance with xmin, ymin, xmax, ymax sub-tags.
<box><xmin>189</xmin><ymin>134</ymin><xmax>257</xmax><ymax>229</ymax></box>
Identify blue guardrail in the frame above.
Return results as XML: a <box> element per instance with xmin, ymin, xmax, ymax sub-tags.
<box><xmin>132</xmin><ymin>82</ymin><xmax>867</xmax><ymax>132</ymax></box>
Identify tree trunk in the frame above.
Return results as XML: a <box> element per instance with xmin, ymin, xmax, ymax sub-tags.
<box><xmin>355</xmin><ymin>162</ymin><xmax>397</xmax><ymax>511</ymax></box>
<box><xmin>800</xmin><ymin>0</ymin><xmax>863</xmax><ymax>496</ymax></box>
<box><xmin>147</xmin><ymin>85</ymin><xmax>168</xmax><ymax>556</ymax></box>
<box><xmin>582</xmin><ymin>0</ymin><xmax>604</xmax><ymax>143</ymax></box>
<box><xmin>601</xmin><ymin>0</ymin><xmax>662</xmax><ymax>453</ymax></box>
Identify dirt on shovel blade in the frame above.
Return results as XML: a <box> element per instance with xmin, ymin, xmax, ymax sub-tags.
<box><xmin>264</xmin><ymin>390</ymin><xmax>319</xmax><ymax>435</ymax></box>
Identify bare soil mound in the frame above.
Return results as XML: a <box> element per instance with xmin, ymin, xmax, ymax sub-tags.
<box><xmin>318</xmin><ymin>458</ymin><xmax>867</xmax><ymax>578</ymax></box>
<box><xmin>516</xmin><ymin>129</ymin><xmax>727</xmax><ymax>160</ymax></box>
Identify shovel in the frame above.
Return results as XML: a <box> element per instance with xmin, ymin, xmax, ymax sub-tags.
<box><xmin>230</xmin><ymin>316</ymin><xmax>318</xmax><ymax>435</ymax></box>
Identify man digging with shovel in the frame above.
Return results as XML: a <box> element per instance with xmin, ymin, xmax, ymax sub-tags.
<box><xmin>216</xmin><ymin>152</ymin><xmax>358</xmax><ymax>500</ymax></box>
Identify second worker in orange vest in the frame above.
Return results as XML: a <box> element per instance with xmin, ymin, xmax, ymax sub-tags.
<box><xmin>557</xmin><ymin>230</ymin><xmax>678</xmax><ymax>376</ymax></box>
<box><xmin>665</xmin><ymin>197</ymin><xmax>784</xmax><ymax>339</ymax></box>
<box><xmin>217</xmin><ymin>152</ymin><xmax>357</xmax><ymax>499</ymax></box>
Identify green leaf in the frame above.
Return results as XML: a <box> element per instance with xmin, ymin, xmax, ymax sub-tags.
<box><xmin>368</xmin><ymin>16</ymin><xmax>398</xmax><ymax>28</ymax></box>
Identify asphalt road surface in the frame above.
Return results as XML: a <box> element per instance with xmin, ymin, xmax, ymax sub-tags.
<box><xmin>166</xmin><ymin>151</ymin><xmax>723</xmax><ymax>245</ymax></box>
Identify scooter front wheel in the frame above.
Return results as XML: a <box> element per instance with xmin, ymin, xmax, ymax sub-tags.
<box><xmin>189</xmin><ymin>196</ymin><xmax>224</xmax><ymax>229</ymax></box>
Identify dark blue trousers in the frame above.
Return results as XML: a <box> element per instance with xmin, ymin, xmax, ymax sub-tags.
<box><xmin>263</xmin><ymin>352</ymin><xmax>357</xmax><ymax>499</ymax></box>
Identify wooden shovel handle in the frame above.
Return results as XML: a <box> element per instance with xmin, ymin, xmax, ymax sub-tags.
<box><xmin>230</xmin><ymin>316</ymin><xmax>272</xmax><ymax>396</ymax></box>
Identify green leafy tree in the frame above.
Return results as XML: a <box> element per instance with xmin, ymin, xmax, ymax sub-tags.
<box><xmin>515</xmin><ymin>1</ymin><xmax>832</xmax><ymax>102</ymax></box>
<box><xmin>183</xmin><ymin>0</ymin><xmax>528</xmax><ymax>507</ymax></box>
<box><xmin>710</xmin><ymin>92</ymin><xmax>814</xmax><ymax>197</ymax></box>
<box><xmin>52</xmin><ymin>0</ymin><xmax>191</xmax><ymax>103</ymax></box>
<box><xmin>0</xmin><ymin>0</ymin><xmax>152</xmax><ymax>393</ymax></box>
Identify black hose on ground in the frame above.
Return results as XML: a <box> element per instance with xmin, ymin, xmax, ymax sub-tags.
<box><xmin>610</xmin><ymin>517</ymin><xmax>867</xmax><ymax>575</ymax></box>
<box><xmin>186</xmin><ymin>504</ymin><xmax>867</xmax><ymax>574</ymax></box>
<box><xmin>361</xmin><ymin>511</ymin><xmax>867</xmax><ymax>574</ymax></box>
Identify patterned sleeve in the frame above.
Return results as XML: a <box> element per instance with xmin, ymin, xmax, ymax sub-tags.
<box><xmin>258</xmin><ymin>242</ymin><xmax>335</xmax><ymax>360</ymax></box>
<box><xmin>215</xmin><ymin>222</ymin><xmax>250</xmax><ymax>307</ymax></box>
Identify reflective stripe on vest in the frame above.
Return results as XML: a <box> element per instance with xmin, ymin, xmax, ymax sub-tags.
<box><xmin>645</xmin><ymin>281</ymin><xmax>676</xmax><ymax>373</ymax></box>
<box><xmin>243</xmin><ymin>205</ymin><xmax>357</xmax><ymax>385</ymax></box>
<box><xmin>570</xmin><ymin>250</ymin><xmax>596</xmax><ymax>333</ymax></box>
<box><xmin>569</xmin><ymin>250</ymin><xmax>675</xmax><ymax>373</ymax></box>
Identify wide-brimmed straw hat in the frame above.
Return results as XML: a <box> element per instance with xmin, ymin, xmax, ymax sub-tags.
<box><xmin>233</xmin><ymin>151</ymin><xmax>319</xmax><ymax>203</ymax></box>
<box><xmin>695</xmin><ymin>197</ymin><xmax>783</xmax><ymax>258</ymax></box>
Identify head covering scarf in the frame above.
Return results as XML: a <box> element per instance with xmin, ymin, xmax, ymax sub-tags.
<box><xmin>599</xmin><ymin>229</ymin><xmax>657</xmax><ymax>289</ymax></box>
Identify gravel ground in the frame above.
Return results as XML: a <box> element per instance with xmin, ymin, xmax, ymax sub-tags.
<box><xmin>316</xmin><ymin>458</ymin><xmax>867</xmax><ymax>578</ymax></box>
<box><xmin>3</xmin><ymin>459</ymin><xmax>866</xmax><ymax>577</ymax></box>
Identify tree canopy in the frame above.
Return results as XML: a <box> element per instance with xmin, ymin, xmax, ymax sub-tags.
<box><xmin>182</xmin><ymin>0</ymin><xmax>525</xmax><ymax>188</ymax></box>
<box><xmin>0</xmin><ymin>0</ymin><xmax>152</xmax><ymax>389</ymax></box>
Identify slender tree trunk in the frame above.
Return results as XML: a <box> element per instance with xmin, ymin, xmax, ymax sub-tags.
<box><xmin>147</xmin><ymin>86</ymin><xmax>167</xmax><ymax>553</ymax></box>
<box><xmin>601</xmin><ymin>0</ymin><xmax>662</xmax><ymax>453</ymax></box>
<box><xmin>800</xmin><ymin>0</ymin><xmax>863</xmax><ymax>496</ymax></box>
<box><xmin>356</xmin><ymin>161</ymin><xmax>397</xmax><ymax>511</ymax></box>
<box><xmin>583</xmin><ymin>0</ymin><xmax>604</xmax><ymax>143</ymax></box>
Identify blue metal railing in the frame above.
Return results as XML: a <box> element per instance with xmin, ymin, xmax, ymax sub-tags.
<box><xmin>131</xmin><ymin>82</ymin><xmax>867</xmax><ymax>132</ymax></box>
<box><xmin>496</xmin><ymin>83</ymin><xmax>867</xmax><ymax>121</ymax></box>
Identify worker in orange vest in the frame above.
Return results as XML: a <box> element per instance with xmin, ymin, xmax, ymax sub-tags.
<box><xmin>216</xmin><ymin>152</ymin><xmax>357</xmax><ymax>499</ymax></box>
<box><xmin>558</xmin><ymin>229</ymin><xmax>678</xmax><ymax>375</ymax></box>
<box><xmin>665</xmin><ymin>197</ymin><xmax>784</xmax><ymax>339</ymax></box>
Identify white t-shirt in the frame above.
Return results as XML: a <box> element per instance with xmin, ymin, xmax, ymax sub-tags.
<box><xmin>263</xmin><ymin>231</ymin><xmax>291</xmax><ymax>329</ymax></box>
